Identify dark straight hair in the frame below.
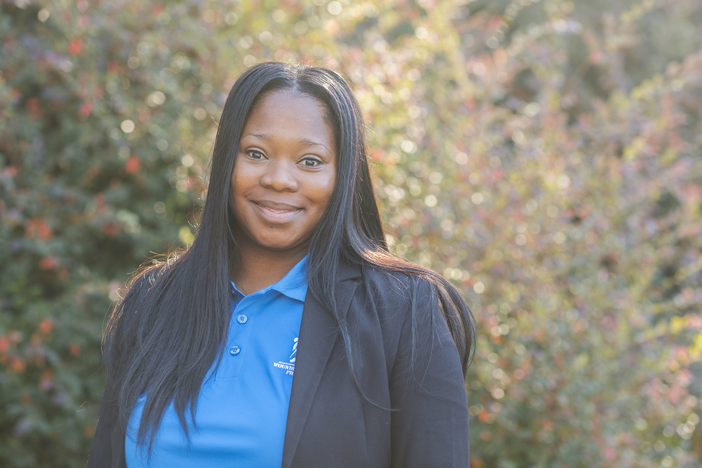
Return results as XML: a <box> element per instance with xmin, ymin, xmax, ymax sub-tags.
<box><xmin>104</xmin><ymin>62</ymin><xmax>476</xmax><ymax>450</ymax></box>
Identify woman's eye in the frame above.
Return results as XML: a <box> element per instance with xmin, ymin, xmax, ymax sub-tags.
<box><xmin>301</xmin><ymin>157</ymin><xmax>322</xmax><ymax>167</ymax></box>
<box><xmin>246</xmin><ymin>150</ymin><xmax>266</xmax><ymax>160</ymax></box>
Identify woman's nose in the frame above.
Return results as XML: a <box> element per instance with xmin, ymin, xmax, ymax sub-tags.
<box><xmin>260</xmin><ymin>160</ymin><xmax>298</xmax><ymax>192</ymax></box>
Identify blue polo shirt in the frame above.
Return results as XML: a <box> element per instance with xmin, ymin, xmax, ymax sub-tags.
<box><xmin>125</xmin><ymin>256</ymin><xmax>308</xmax><ymax>468</ymax></box>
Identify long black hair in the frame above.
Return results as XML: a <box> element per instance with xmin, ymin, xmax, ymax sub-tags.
<box><xmin>104</xmin><ymin>62</ymin><xmax>476</xmax><ymax>450</ymax></box>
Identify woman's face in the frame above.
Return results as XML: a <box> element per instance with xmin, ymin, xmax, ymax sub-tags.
<box><xmin>229</xmin><ymin>90</ymin><xmax>337</xmax><ymax>256</ymax></box>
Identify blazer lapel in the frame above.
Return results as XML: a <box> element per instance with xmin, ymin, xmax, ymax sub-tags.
<box><xmin>281</xmin><ymin>261</ymin><xmax>362</xmax><ymax>468</ymax></box>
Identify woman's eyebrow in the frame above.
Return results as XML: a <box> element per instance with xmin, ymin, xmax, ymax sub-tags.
<box><xmin>244</xmin><ymin>132</ymin><xmax>272</xmax><ymax>141</ymax></box>
<box><xmin>243</xmin><ymin>133</ymin><xmax>330</xmax><ymax>152</ymax></box>
<box><xmin>299</xmin><ymin>138</ymin><xmax>330</xmax><ymax>152</ymax></box>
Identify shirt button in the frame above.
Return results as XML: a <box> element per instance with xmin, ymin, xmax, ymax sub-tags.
<box><xmin>236</xmin><ymin>314</ymin><xmax>248</xmax><ymax>324</ymax></box>
<box><xmin>229</xmin><ymin>346</ymin><xmax>241</xmax><ymax>356</ymax></box>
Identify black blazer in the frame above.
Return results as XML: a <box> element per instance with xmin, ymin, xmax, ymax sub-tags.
<box><xmin>88</xmin><ymin>261</ymin><xmax>470</xmax><ymax>467</ymax></box>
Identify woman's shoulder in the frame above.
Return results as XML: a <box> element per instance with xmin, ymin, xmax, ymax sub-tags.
<box><xmin>109</xmin><ymin>261</ymin><xmax>174</xmax><ymax>326</ymax></box>
<box><xmin>122</xmin><ymin>258</ymin><xmax>177</xmax><ymax>299</ymax></box>
<box><xmin>356</xmin><ymin>261</ymin><xmax>438</xmax><ymax>309</ymax></box>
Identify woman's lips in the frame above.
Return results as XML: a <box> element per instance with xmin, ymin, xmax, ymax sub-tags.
<box><xmin>252</xmin><ymin>202</ymin><xmax>303</xmax><ymax>222</ymax></box>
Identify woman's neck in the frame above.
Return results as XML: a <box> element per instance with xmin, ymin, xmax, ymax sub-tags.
<box><xmin>229</xmin><ymin>246</ymin><xmax>308</xmax><ymax>295</ymax></box>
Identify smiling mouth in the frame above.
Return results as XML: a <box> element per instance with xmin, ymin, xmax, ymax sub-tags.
<box><xmin>261</xmin><ymin>206</ymin><xmax>299</xmax><ymax>214</ymax></box>
<box><xmin>252</xmin><ymin>202</ymin><xmax>303</xmax><ymax>221</ymax></box>
<box><xmin>253</xmin><ymin>201</ymin><xmax>301</xmax><ymax>212</ymax></box>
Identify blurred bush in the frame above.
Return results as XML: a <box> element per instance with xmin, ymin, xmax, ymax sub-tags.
<box><xmin>1</xmin><ymin>0</ymin><xmax>701</xmax><ymax>466</ymax></box>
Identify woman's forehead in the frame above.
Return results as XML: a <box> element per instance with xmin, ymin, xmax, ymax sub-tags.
<box><xmin>242</xmin><ymin>90</ymin><xmax>335</xmax><ymax>148</ymax></box>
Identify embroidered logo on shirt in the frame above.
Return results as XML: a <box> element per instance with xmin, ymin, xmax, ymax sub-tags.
<box><xmin>273</xmin><ymin>337</ymin><xmax>298</xmax><ymax>376</ymax></box>
<box><xmin>289</xmin><ymin>337</ymin><xmax>298</xmax><ymax>363</ymax></box>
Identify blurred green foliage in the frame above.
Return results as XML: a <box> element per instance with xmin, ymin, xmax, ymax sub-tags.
<box><xmin>1</xmin><ymin>0</ymin><xmax>701</xmax><ymax>466</ymax></box>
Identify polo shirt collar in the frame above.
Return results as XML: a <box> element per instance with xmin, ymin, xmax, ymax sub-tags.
<box><xmin>229</xmin><ymin>255</ymin><xmax>308</xmax><ymax>303</ymax></box>
<box><xmin>271</xmin><ymin>255</ymin><xmax>308</xmax><ymax>302</ymax></box>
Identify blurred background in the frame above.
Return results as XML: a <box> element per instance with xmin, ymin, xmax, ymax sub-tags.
<box><xmin>1</xmin><ymin>0</ymin><xmax>702</xmax><ymax>466</ymax></box>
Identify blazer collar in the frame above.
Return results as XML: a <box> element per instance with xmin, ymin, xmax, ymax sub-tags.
<box><xmin>281</xmin><ymin>259</ymin><xmax>362</xmax><ymax>468</ymax></box>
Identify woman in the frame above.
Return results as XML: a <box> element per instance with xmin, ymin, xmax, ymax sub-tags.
<box><xmin>88</xmin><ymin>62</ymin><xmax>476</xmax><ymax>468</ymax></box>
